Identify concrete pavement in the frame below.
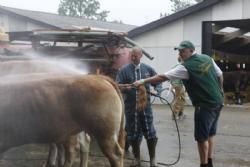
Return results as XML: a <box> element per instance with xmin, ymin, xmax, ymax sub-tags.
<box><xmin>0</xmin><ymin>105</ymin><xmax>249</xmax><ymax>167</ymax></box>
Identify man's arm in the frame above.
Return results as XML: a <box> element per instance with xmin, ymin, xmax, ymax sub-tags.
<box><xmin>218</xmin><ymin>75</ymin><xmax>224</xmax><ymax>90</ymax></box>
<box><xmin>134</xmin><ymin>74</ymin><xmax>169</xmax><ymax>86</ymax></box>
<box><xmin>134</xmin><ymin>64</ymin><xmax>189</xmax><ymax>86</ymax></box>
<box><xmin>116</xmin><ymin>69</ymin><xmax>133</xmax><ymax>91</ymax></box>
<box><xmin>149</xmin><ymin>66</ymin><xmax>163</xmax><ymax>93</ymax></box>
<box><xmin>212</xmin><ymin>59</ymin><xmax>224</xmax><ymax>90</ymax></box>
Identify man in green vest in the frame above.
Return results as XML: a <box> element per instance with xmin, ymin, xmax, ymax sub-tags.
<box><xmin>133</xmin><ymin>41</ymin><xmax>224</xmax><ymax>167</ymax></box>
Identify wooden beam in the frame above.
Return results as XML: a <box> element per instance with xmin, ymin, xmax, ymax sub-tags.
<box><xmin>234</xmin><ymin>36</ymin><xmax>250</xmax><ymax>49</ymax></box>
<box><xmin>214</xmin><ymin>29</ymin><xmax>248</xmax><ymax>48</ymax></box>
<box><xmin>212</xmin><ymin>24</ymin><xmax>226</xmax><ymax>32</ymax></box>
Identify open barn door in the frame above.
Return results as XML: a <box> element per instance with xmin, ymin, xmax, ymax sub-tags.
<box><xmin>202</xmin><ymin>19</ymin><xmax>250</xmax><ymax>104</ymax></box>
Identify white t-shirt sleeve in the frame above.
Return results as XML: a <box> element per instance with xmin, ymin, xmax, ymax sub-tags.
<box><xmin>212</xmin><ymin>59</ymin><xmax>223</xmax><ymax>77</ymax></box>
<box><xmin>164</xmin><ymin>64</ymin><xmax>189</xmax><ymax>80</ymax></box>
<box><xmin>164</xmin><ymin>58</ymin><xmax>222</xmax><ymax>81</ymax></box>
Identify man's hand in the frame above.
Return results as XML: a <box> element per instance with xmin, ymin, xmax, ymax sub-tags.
<box><xmin>133</xmin><ymin>79</ymin><xmax>145</xmax><ymax>87</ymax></box>
<box><xmin>118</xmin><ymin>84</ymin><xmax>133</xmax><ymax>90</ymax></box>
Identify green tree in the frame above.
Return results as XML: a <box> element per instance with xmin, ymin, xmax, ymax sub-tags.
<box><xmin>58</xmin><ymin>0</ymin><xmax>109</xmax><ymax>21</ymax></box>
<box><xmin>170</xmin><ymin>0</ymin><xmax>204</xmax><ymax>13</ymax></box>
<box><xmin>112</xmin><ymin>20</ymin><xmax>124</xmax><ymax>24</ymax></box>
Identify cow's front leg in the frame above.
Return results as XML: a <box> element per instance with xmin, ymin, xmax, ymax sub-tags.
<box><xmin>57</xmin><ymin>143</ymin><xmax>65</xmax><ymax>167</ymax></box>
<box><xmin>46</xmin><ymin>143</ymin><xmax>58</xmax><ymax>167</ymax></box>
<box><xmin>79</xmin><ymin>132</ymin><xmax>91</xmax><ymax>167</ymax></box>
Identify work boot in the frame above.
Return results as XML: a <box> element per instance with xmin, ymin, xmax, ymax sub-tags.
<box><xmin>146</xmin><ymin>138</ymin><xmax>158</xmax><ymax>167</ymax></box>
<box><xmin>208</xmin><ymin>158</ymin><xmax>213</xmax><ymax>167</ymax></box>
<box><xmin>130</xmin><ymin>140</ymin><xmax>141</xmax><ymax>167</ymax></box>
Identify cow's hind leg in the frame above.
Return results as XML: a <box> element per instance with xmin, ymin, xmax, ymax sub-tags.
<box><xmin>63</xmin><ymin>135</ymin><xmax>79</xmax><ymax>167</ymax></box>
<box><xmin>97</xmin><ymin>136</ymin><xmax>124</xmax><ymax>167</ymax></box>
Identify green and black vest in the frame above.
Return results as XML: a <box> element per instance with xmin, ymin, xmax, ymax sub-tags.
<box><xmin>182</xmin><ymin>54</ymin><xmax>223</xmax><ymax>107</ymax></box>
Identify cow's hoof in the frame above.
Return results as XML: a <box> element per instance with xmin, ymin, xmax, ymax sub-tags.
<box><xmin>130</xmin><ymin>161</ymin><xmax>141</xmax><ymax>167</ymax></box>
<box><xmin>42</xmin><ymin>164</ymin><xmax>56</xmax><ymax>167</ymax></box>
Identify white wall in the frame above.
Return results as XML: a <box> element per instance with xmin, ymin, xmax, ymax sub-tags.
<box><xmin>133</xmin><ymin>8</ymin><xmax>213</xmax><ymax>76</ymax></box>
<box><xmin>183</xmin><ymin>8</ymin><xmax>212</xmax><ymax>46</ymax></box>
<box><xmin>242</xmin><ymin>0</ymin><xmax>250</xmax><ymax>19</ymax></box>
<box><xmin>0</xmin><ymin>13</ymin><xmax>9</xmax><ymax>32</ymax></box>
<box><xmin>212</xmin><ymin>0</ymin><xmax>243</xmax><ymax>20</ymax></box>
<box><xmin>134</xmin><ymin>20</ymin><xmax>184</xmax><ymax>47</ymax></box>
<box><xmin>0</xmin><ymin>13</ymin><xmax>49</xmax><ymax>32</ymax></box>
<box><xmin>134</xmin><ymin>20</ymin><xmax>184</xmax><ymax>75</ymax></box>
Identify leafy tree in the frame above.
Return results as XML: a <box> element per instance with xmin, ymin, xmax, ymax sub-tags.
<box><xmin>170</xmin><ymin>0</ymin><xmax>204</xmax><ymax>13</ymax></box>
<box><xmin>160</xmin><ymin>12</ymin><xmax>169</xmax><ymax>18</ymax></box>
<box><xmin>58</xmin><ymin>0</ymin><xmax>109</xmax><ymax>21</ymax></box>
<box><xmin>112</xmin><ymin>20</ymin><xmax>124</xmax><ymax>24</ymax></box>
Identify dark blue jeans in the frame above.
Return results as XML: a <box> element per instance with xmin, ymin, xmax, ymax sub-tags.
<box><xmin>194</xmin><ymin>104</ymin><xmax>223</xmax><ymax>142</ymax></box>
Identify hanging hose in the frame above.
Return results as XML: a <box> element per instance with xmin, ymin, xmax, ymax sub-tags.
<box><xmin>148</xmin><ymin>91</ymin><xmax>181</xmax><ymax>166</ymax></box>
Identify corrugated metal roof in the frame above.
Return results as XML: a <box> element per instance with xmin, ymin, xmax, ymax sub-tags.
<box><xmin>0</xmin><ymin>5</ymin><xmax>136</xmax><ymax>32</ymax></box>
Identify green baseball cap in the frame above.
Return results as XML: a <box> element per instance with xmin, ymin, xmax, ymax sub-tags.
<box><xmin>174</xmin><ymin>40</ymin><xmax>195</xmax><ymax>50</ymax></box>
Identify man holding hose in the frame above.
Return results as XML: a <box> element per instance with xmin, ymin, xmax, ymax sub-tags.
<box><xmin>134</xmin><ymin>41</ymin><xmax>224</xmax><ymax>167</ymax></box>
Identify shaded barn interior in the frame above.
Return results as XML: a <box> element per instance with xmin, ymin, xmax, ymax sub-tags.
<box><xmin>203</xmin><ymin>19</ymin><xmax>250</xmax><ymax>104</ymax></box>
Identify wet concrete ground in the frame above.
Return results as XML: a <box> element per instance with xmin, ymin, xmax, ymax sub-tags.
<box><xmin>0</xmin><ymin>104</ymin><xmax>249</xmax><ymax>167</ymax></box>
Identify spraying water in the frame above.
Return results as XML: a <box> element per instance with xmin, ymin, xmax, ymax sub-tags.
<box><xmin>0</xmin><ymin>51</ymin><xmax>91</xmax><ymax>79</ymax></box>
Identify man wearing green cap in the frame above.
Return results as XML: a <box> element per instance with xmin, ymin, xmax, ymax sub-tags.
<box><xmin>133</xmin><ymin>40</ymin><xmax>224</xmax><ymax>167</ymax></box>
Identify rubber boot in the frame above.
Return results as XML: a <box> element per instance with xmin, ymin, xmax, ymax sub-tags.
<box><xmin>130</xmin><ymin>140</ymin><xmax>141</xmax><ymax>167</ymax></box>
<box><xmin>147</xmin><ymin>138</ymin><xmax>158</xmax><ymax>167</ymax></box>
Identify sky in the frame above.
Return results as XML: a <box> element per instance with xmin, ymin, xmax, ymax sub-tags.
<box><xmin>0</xmin><ymin>0</ymin><xmax>174</xmax><ymax>26</ymax></box>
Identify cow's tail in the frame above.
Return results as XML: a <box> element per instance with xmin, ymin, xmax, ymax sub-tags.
<box><xmin>136</xmin><ymin>85</ymin><xmax>147</xmax><ymax>112</ymax></box>
<box><xmin>101</xmin><ymin>76</ymin><xmax>125</xmax><ymax>150</ymax></box>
